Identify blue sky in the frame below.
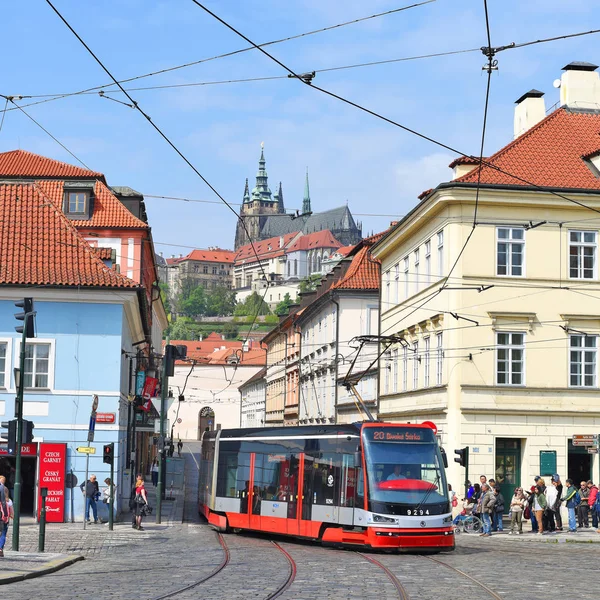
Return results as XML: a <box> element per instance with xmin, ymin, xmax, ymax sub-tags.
<box><xmin>2</xmin><ymin>0</ymin><xmax>599</xmax><ymax>256</ymax></box>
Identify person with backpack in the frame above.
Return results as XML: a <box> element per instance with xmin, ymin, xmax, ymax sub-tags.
<box><xmin>588</xmin><ymin>480</ymin><xmax>599</xmax><ymax>529</ymax></box>
<box><xmin>561</xmin><ymin>478</ymin><xmax>580</xmax><ymax>533</ymax></box>
<box><xmin>533</xmin><ymin>484</ymin><xmax>547</xmax><ymax>535</ymax></box>
<box><xmin>552</xmin><ymin>475</ymin><xmax>564</xmax><ymax>531</ymax></box>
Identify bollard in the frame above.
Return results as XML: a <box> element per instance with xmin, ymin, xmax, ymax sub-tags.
<box><xmin>39</xmin><ymin>487</ymin><xmax>48</xmax><ymax>553</ymax></box>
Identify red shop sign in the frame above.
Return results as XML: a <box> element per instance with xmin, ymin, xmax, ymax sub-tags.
<box><xmin>38</xmin><ymin>442</ymin><xmax>67</xmax><ymax>523</ymax></box>
<box><xmin>0</xmin><ymin>443</ymin><xmax>38</xmax><ymax>456</ymax></box>
<box><xmin>96</xmin><ymin>413</ymin><xmax>116</xmax><ymax>424</ymax></box>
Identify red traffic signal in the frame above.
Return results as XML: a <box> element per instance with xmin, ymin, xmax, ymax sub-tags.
<box><xmin>103</xmin><ymin>442</ymin><xmax>114</xmax><ymax>465</ymax></box>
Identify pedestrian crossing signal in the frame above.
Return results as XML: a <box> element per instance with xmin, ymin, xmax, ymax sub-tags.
<box><xmin>103</xmin><ymin>442</ymin><xmax>114</xmax><ymax>465</ymax></box>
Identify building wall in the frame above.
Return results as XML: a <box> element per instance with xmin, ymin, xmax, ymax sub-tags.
<box><xmin>0</xmin><ymin>293</ymin><xmax>136</xmax><ymax>521</ymax></box>
<box><xmin>240</xmin><ymin>378</ymin><xmax>266</xmax><ymax>428</ymax></box>
<box><xmin>265</xmin><ymin>333</ymin><xmax>286</xmax><ymax>425</ymax></box>
<box><xmin>375</xmin><ymin>187</ymin><xmax>600</xmax><ymax>492</ymax></box>
<box><xmin>167</xmin><ymin>364</ymin><xmax>264</xmax><ymax>438</ymax></box>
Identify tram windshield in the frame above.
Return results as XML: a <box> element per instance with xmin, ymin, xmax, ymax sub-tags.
<box><xmin>362</xmin><ymin>426</ymin><xmax>449</xmax><ymax>507</ymax></box>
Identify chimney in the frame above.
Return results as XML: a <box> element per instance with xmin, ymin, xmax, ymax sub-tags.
<box><xmin>559</xmin><ymin>62</ymin><xmax>600</xmax><ymax>110</ymax></box>
<box><xmin>514</xmin><ymin>89</ymin><xmax>545</xmax><ymax>138</ymax></box>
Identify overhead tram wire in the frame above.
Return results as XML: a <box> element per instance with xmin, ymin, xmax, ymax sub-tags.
<box><xmin>1</xmin><ymin>95</ymin><xmax>92</xmax><ymax>171</ymax></box>
<box><xmin>4</xmin><ymin>1</ymin><xmax>434</xmax><ymax>114</ymax></box>
<box><xmin>43</xmin><ymin>0</ymin><xmax>273</xmax><ymax>368</ymax></box>
<box><xmin>0</xmin><ymin>97</ymin><xmax>8</xmax><ymax>134</ymax></box>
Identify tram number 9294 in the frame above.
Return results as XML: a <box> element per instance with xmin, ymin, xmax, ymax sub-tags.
<box><xmin>406</xmin><ymin>509</ymin><xmax>430</xmax><ymax>516</ymax></box>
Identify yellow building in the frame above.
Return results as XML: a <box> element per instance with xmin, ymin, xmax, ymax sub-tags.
<box><xmin>372</xmin><ymin>62</ymin><xmax>600</xmax><ymax>499</ymax></box>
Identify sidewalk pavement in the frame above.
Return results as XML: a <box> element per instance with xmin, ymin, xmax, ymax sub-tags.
<box><xmin>464</xmin><ymin>526</ymin><xmax>600</xmax><ymax>543</ymax></box>
<box><xmin>0</xmin><ymin>480</ymin><xmax>186</xmax><ymax>585</ymax></box>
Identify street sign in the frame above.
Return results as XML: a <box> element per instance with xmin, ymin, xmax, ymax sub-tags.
<box><xmin>88</xmin><ymin>411</ymin><xmax>96</xmax><ymax>443</ymax></box>
<box><xmin>77</xmin><ymin>446</ymin><xmax>96</xmax><ymax>454</ymax></box>
<box><xmin>572</xmin><ymin>434</ymin><xmax>597</xmax><ymax>446</ymax></box>
<box><xmin>177</xmin><ymin>418</ymin><xmax>182</xmax><ymax>424</ymax></box>
<box><xmin>91</xmin><ymin>394</ymin><xmax>99</xmax><ymax>412</ymax></box>
<box><xmin>588</xmin><ymin>447</ymin><xmax>599</xmax><ymax>454</ymax></box>
<box><xmin>96</xmin><ymin>413</ymin><xmax>116</xmax><ymax>424</ymax></box>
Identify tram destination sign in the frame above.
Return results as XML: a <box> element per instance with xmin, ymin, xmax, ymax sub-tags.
<box><xmin>572</xmin><ymin>434</ymin><xmax>599</xmax><ymax>447</ymax></box>
<box><xmin>364</xmin><ymin>426</ymin><xmax>435</xmax><ymax>443</ymax></box>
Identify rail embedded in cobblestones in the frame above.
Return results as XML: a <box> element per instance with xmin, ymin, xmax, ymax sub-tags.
<box><xmin>150</xmin><ymin>532</ymin><xmax>230</xmax><ymax>600</ymax></box>
<box><xmin>266</xmin><ymin>541</ymin><xmax>296</xmax><ymax>599</ymax></box>
<box><xmin>357</xmin><ymin>552</ymin><xmax>410</xmax><ymax>600</ymax></box>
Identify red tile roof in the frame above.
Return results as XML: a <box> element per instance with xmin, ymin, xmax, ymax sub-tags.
<box><xmin>175</xmin><ymin>248</ymin><xmax>236</xmax><ymax>264</ymax></box>
<box><xmin>0</xmin><ymin>149</ymin><xmax>104</xmax><ymax>180</ymax></box>
<box><xmin>334</xmin><ymin>245</ymin><xmax>355</xmax><ymax>257</ymax></box>
<box><xmin>448</xmin><ymin>155</ymin><xmax>486</xmax><ymax>168</ymax></box>
<box><xmin>456</xmin><ymin>108</ymin><xmax>600</xmax><ymax>190</ymax></box>
<box><xmin>207</xmin><ymin>347</ymin><xmax>266</xmax><ymax>366</ymax></box>
<box><xmin>92</xmin><ymin>247</ymin><xmax>113</xmax><ymax>260</ymax></box>
<box><xmin>169</xmin><ymin>335</ymin><xmax>242</xmax><ymax>363</ymax></box>
<box><xmin>286</xmin><ymin>229</ymin><xmax>342</xmax><ymax>252</ymax></box>
<box><xmin>235</xmin><ymin>232</ymin><xmax>300</xmax><ymax>263</ymax></box>
<box><xmin>332</xmin><ymin>245</ymin><xmax>380</xmax><ymax>290</ymax></box>
<box><xmin>36</xmin><ymin>180</ymin><xmax>148</xmax><ymax>229</ymax></box>
<box><xmin>0</xmin><ymin>183</ymin><xmax>137</xmax><ymax>288</ymax></box>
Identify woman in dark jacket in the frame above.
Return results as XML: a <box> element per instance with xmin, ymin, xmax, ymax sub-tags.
<box><xmin>470</xmin><ymin>484</ymin><xmax>482</xmax><ymax>519</ymax></box>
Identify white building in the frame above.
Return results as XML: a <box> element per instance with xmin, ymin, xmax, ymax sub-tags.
<box><xmin>239</xmin><ymin>367</ymin><xmax>267</xmax><ymax>428</ymax></box>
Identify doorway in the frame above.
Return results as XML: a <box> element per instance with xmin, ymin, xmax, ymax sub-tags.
<box><xmin>0</xmin><ymin>456</ymin><xmax>37</xmax><ymax>514</ymax></box>
<box><xmin>197</xmin><ymin>407</ymin><xmax>215</xmax><ymax>440</ymax></box>
<box><xmin>568</xmin><ymin>439</ymin><xmax>592</xmax><ymax>484</ymax></box>
<box><xmin>495</xmin><ymin>438</ymin><xmax>522</xmax><ymax>512</ymax></box>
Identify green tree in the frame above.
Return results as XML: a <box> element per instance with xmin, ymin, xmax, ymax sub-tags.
<box><xmin>298</xmin><ymin>273</ymin><xmax>322</xmax><ymax>293</ymax></box>
<box><xmin>274</xmin><ymin>292</ymin><xmax>294</xmax><ymax>316</ymax></box>
<box><xmin>168</xmin><ymin>317</ymin><xmax>196</xmax><ymax>340</ymax></box>
<box><xmin>234</xmin><ymin>291</ymin><xmax>271</xmax><ymax>318</ymax></box>
<box><xmin>180</xmin><ymin>285</ymin><xmax>206</xmax><ymax>318</ymax></box>
<box><xmin>205</xmin><ymin>286</ymin><xmax>237</xmax><ymax>317</ymax></box>
<box><xmin>159</xmin><ymin>282</ymin><xmax>171</xmax><ymax>317</ymax></box>
<box><xmin>222</xmin><ymin>321</ymin><xmax>239</xmax><ymax>339</ymax></box>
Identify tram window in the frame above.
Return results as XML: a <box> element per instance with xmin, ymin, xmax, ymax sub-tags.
<box><xmin>216</xmin><ymin>451</ymin><xmax>251</xmax><ymax>499</ymax></box>
<box><xmin>309</xmin><ymin>452</ymin><xmax>342</xmax><ymax>506</ymax></box>
<box><xmin>253</xmin><ymin>453</ymin><xmax>287</xmax><ymax>500</ymax></box>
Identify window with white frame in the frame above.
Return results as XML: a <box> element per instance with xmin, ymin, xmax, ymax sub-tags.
<box><xmin>414</xmin><ymin>249</ymin><xmax>420</xmax><ymax>294</ymax></box>
<box><xmin>384</xmin><ymin>353</ymin><xmax>390</xmax><ymax>394</ymax></box>
<box><xmin>496</xmin><ymin>332</ymin><xmax>524</xmax><ymax>386</ymax></box>
<box><xmin>437</xmin><ymin>230</ymin><xmax>444</xmax><ymax>277</ymax></box>
<box><xmin>391</xmin><ymin>348</ymin><xmax>398</xmax><ymax>393</ymax></box>
<box><xmin>413</xmin><ymin>342</ymin><xmax>419</xmax><ymax>389</ymax></box>
<box><xmin>0</xmin><ymin>342</ymin><xmax>6</xmax><ymax>388</ymax></box>
<box><xmin>425</xmin><ymin>239</ymin><xmax>431</xmax><ymax>285</ymax></box>
<box><xmin>497</xmin><ymin>227</ymin><xmax>524</xmax><ymax>276</ymax></box>
<box><xmin>402</xmin><ymin>346</ymin><xmax>408</xmax><ymax>391</ymax></box>
<box><xmin>436</xmin><ymin>332</ymin><xmax>443</xmax><ymax>385</ymax></box>
<box><xmin>24</xmin><ymin>342</ymin><xmax>51</xmax><ymax>388</ymax></box>
<box><xmin>424</xmin><ymin>337</ymin><xmax>430</xmax><ymax>387</ymax></box>
<box><xmin>384</xmin><ymin>269</ymin><xmax>391</xmax><ymax>307</ymax></box>
<box><xmin>570</xmin><ymin>335</ymin><xmax>597</xmax><ymax>387</ymax></box>
<box><xmin>394</xmin><ymin>263</ymin><xmax>400</xmax><ymax>304</ymax></box>
<box><xmin>403</xmin><ymin>257</ymin><xmax>409</xmax><ymax>299</ymax></box>
<box><xmin>569</xmin><ymin>230</ymin><xmax>597</xmax><ymax>279</ymax></box>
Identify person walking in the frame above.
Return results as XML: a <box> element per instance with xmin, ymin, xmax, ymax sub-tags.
<box><xmin>151</xmin><ymin>458</ymin><xmax>159</xmax><ymax>488</ymax></box>
<box><xmin>561</xmin><ymin>479</ymin><xmax>579</xmax><ymax>533</ymax></box>
<box><xmin>177</xmin><ymin>439</ymin><xmax>183</xmax><ymax>457</ymax></box>
<box><xmin>552</xmin><ymin>475</ymin><xmax>564</xmax><ymax>531</ymax></box>
<box><xmin>102</xmin><ymin>478</ymin><xmax>117</xmax><ymax>523</ymax></box>
<box><xmin>588</xmin><ymin>480</ymin><xmax>599</xmax><ymax>529</ymax></box>
<box><xmin>80</xmin><ymin>474</ymin><xmax>99</xmax><ymax>524</ymax></box>
<box><xmin>509</xmin><ymin>487</ymin><xmax>525</xmax><ymax>534</ymax></box>
<box><xmin>492</xmin><ymin>487</ymin><xmax>505</xmax><ymax>532</ymax></box>
<box><xmin>578</xmin><ymin>481</ymin><xmax>590</xmax><ymax>528</ymax></box>
<box><xmin>479</xmin><ymin>483</ymin><xmax>496</xmax><ymax>537</ymax></box>
<box><xmin>133</xmin><ymin>475</ymin><xmax>149</xmax><ymax>531</ymax></box>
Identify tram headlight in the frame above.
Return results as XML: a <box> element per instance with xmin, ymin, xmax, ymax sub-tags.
<box><xmin>372</xmin><ymin>514</ymin><xmax>397</xmax><ymax>524</ymax></box>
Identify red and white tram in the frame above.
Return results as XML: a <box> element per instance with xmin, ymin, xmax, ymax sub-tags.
<box><xmin>198</xmin><ymin>421</ymin><xmax>454</xmax><ymax>552</ymax></box>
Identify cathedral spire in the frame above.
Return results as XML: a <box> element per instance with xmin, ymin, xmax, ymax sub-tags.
<box><xmin>302</xmin><ymin>167</ymin><xmax>312</xmax><ymax>215</ymax></box>
<box><xmin>253</xmin><ymin>142</ymin><xmax>272</xmax><ymax>203</ymax></box>
<box><xmin>243</xmin><ymin>178</ymin><xmax>250</xmax><ymax>203</ymax></box>
<box><xmin>277</xmin><ymin>181</ymin><xmax>285</xmax><ymax>213</ymax></box>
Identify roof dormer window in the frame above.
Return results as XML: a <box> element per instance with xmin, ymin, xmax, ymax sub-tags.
<box><xmin>68</xmin><ymin>191</ymin><xmax>88</xmax><ymax>214</ymax></box>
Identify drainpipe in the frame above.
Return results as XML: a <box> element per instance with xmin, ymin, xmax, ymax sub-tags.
<box><xmin>331</xmin><ymin>294</ymin><xmax>340</xmax><ymax>423</ymax></box>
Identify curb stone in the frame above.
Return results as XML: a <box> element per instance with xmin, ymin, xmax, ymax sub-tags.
<box><xmin>0</xmin><ymin>554</ymin><xmax>85</xmax><ymax>585</ymax></box>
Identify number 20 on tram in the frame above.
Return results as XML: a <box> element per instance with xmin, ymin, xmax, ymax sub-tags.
<box><xmin>198</xmin><ymin>421</ymin><xmax>455</xmax><ymax>551</ymax></box>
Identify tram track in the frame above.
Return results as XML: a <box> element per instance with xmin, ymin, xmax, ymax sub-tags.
<box><xmin>151</xmin><ymin>531</ymin><xmax>230</xmax><ymax>600</ymax></box>
<box><xmin>357</xmin><ymin>552</ymin><xmax>410</xmax><ymax>600</ymax></box>
<box><xmin>421</xmin><ymin>555</ymin><xmax>503</xmax><ymax>600</ymax></box>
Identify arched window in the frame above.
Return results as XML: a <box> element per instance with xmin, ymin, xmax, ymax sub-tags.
<box><xmin>316</xmin><ymin>254</ymin><xmax>321</xmax><ymax>272</ymax></box>
<box><xmin>294</xmin><ymin>259</ymin><xmax>298</xmax><ymax>275</ymax></box>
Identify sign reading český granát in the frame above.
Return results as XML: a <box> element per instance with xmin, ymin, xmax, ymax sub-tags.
<box><xmin>38</xmin><ymin>442</ymin><xmax>67</xmax><ymax>522</ymax></box>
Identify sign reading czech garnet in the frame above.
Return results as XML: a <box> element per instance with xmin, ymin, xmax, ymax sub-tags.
<box><xmin>38</xmin><ymin>442</ymin><xmax>67</xmax><ymax>523</ymax></box>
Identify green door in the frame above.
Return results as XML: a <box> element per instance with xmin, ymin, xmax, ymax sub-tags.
<box><xmin>495</xmin><ymin>438</ymin><xmax>522</xmax><ymax>513</ymax></box>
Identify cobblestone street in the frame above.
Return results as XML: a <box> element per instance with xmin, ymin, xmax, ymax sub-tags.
<box><xmin>2</xmin><ymin>445</ymin><xmax>600</xmax><ymax>600</ymax></box>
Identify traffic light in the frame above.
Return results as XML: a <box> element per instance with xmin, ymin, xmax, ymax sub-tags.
<box><xmin>1</xmin><ymin>420</ymin><xmax>17</xmax><ymax>454</ymax></box>
<box><xmin>23</xmin><ymin>419</ymin><xmax>34</xmax><ymax>444</ymax></box>
<box><xmin>103</xmin><ymin>442</ymin><xmax>114</xmax><ymax>465</ymax></box>
<box><xmin>454</xmin><ymin>447</ymin><xmax>469</xmax><ymax>468</ymax></box>
<box><xmin>14</xmin><ymin>298</ymin><xmax>35</xmax><ymax>338</ymax></box>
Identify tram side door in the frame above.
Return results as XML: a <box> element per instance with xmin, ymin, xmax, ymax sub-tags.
<box><xmin>286</xmin><ymin>453</ymin><xmax>302</xmax><ymax>535</ymax></box>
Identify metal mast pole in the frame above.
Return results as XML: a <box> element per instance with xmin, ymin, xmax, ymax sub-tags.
<box><xmin>156</xmin><ymin>341</ymin><xmax>169</xmax><ymax>524</ymax></box>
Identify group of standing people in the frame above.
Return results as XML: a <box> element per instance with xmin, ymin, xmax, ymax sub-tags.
<box><xmin>456</xmin><ymin>473</ymin><xmax>600</xmax><ymax>536</ymax></box>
